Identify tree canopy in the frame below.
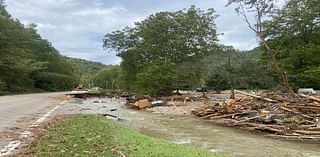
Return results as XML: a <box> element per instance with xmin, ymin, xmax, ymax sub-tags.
<box><xmin>103</xmin><ymin>6</ymin><xmax>219</xmax><ymax>95</ymax></box>
<box><xmin>262</xmin><ymin>0</ymin><xmax>320</xmax><ymax>89</ymax></box>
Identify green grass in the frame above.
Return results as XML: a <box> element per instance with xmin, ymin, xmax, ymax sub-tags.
<box><xmin>31</xmin><ymin>116</ymin><xmax>227</xmax><ymax>157</ymax></box>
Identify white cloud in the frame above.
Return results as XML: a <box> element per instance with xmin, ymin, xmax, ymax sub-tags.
<box><xmin>5</xmin><ymin>0</ymin><xmax>259</xmax><ymax>64</ymax></box>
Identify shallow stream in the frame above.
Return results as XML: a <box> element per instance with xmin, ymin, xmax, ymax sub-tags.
<box><xmin>60</xmin><ymin>98</ymin><xmax>320</xmax><ymax>157</ymax></box>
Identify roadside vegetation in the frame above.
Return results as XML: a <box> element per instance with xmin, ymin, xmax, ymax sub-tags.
<box><xmin>30</xmin><ymin>116</ymin><xmax>226</xmax><ymax>157</ymax></box>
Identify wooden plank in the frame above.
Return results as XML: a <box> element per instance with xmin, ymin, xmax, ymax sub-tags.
<box><xmin>279</xmin><ymin>106</ymin><xmax>313</xmax><ymax>119</ymax></box>
<box><xmin>233</xmin><ymin>116</ymin><xmax>261</xmax><ymax>124</ymax></box>
<box><xmin>299</xmin><ymin>94</ymin><xmax>320</xmax><ymax>102</ymax></box>
<box><xmin>234</xmin><ymin>90</ymin><xmax>278</xmax><ymax>102</ymax></box>
<box><xmin>286</xmin><ymin>105</ymin><xmax>320</xmax><ymax>110</ymax></box>
<box><xmin>293</xmin><ymin>130</ymin><xmax>320</xmax><ymax>135</ymax></box>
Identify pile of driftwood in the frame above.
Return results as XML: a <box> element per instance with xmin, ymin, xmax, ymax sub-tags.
<box><xmin>192</xmin><ymin>90</ymin><xmax>320</xmax><ymax>141</ymax></box>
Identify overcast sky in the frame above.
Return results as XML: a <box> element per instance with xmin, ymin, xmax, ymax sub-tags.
<box><xmin>6</xmin><ymin>0</ymin><xmax>258</xmax><ymax>65</ymax></box>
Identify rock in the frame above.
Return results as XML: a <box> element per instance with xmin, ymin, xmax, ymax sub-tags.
<box><xmin>134</xmin><ymin>99</ymin><xmax>152</xmax><ymax>109</ymax></box>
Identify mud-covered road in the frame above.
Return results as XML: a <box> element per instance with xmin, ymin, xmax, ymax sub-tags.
<box><xmin>0</xmin><ymin>92</ymin><xmax>68</xmax><ymax>156</ymax></box>
<box><xmin>0</xmin><ymin>92</ymin><xmax>68</xmax><ymax>132</ymax></box>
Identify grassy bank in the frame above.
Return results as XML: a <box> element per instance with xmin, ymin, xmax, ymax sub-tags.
<box><xmin>31</xmin><ymin>116</ymin><xmax>226</xmax><ymax>157</ymax></box>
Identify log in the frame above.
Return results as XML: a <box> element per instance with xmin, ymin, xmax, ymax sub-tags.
<box><xmin>233</xmin><ymin>116</ymin><xmax>261</xmax><ymax>125</ymax></box>
<box><xmin>267</xmin><ymin>134</ymin><xmax>320</xmax><ymax>140</ymax></box>
<box><xmin>209</xmin><ymin>113</ymin><xmax>237</xmax><ymax>119</ymax></box>
<box><xmin>293</xmin><ymin>130</ymin><xmax>320</xmax><ymax>135</ymax></box>
<box><xmin>208</xmin><ymin>111</ymin><xmax>257</xmax><ymax>120</ymax></box>
<box><xmin>285</xmin><ymin>105</ymin><xmax>320</xmax><ymax>110</ymax></box>
<box><xmin>200</xmin><ymin>113</ymin><xmax>220</xmax><ymax>119</ymax></box>
<box><xmin>279</xmin><ymin>106</ymin><xmax>313</xmax><ymax>119</ymax></box>
<box><xmin>234</xmin><ymin>90</ymin><xmax>278</xmax><ymax>102</ymax></box>
<box><xmin>299</xmin><ymin>94</ymin><xmax>320</xmax><ymax>102</ymax></box>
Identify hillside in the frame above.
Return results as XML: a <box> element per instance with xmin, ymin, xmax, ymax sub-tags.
<box><xmin>0</xmin><ymin>5</ymin><xmax>106</xmax><ymax>94</ymax></box>
<box><xmin>65</xmin><ymin>57</ymin><xmax>107</xmax><ymax>87</ymax></box>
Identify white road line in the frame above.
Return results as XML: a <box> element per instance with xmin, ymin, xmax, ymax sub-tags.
<box><xmin>60</xmin><ymin>100</ymin><xmax>67</xmax><ymax>105</ymax></box>
<box><xmin>31</xmin><ymin>105</ymin><xmax>61</xmax><ymax>127</ymax></box>
<box><xmin>0</xmin><ymin>141</ymin><xmax>21</xmax><ymax>156</ymax></box>
<box><xmin>0</xmin><ymin>100</ymin><xmax>65</xmax><ymax>157</ymax></box>
<box><xmin>20</xmin><ymin>131</ymin><xmax>32</xmax><ymax>138</ymax></box>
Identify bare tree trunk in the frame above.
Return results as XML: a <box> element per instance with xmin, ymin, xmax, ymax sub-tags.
<box><xmin>230</xmin><ymin>86</ymin><xmax>235</xmax><ymax>99</ymax></box>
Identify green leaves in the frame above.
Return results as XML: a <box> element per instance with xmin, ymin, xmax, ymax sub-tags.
<box><xmin>262</xmin><ymin>0</ymin><xmax>320</xmax><ymax>88</ymax></box>
<box><xmin>0</xmin><ymin>6</ymin><xmax>80</xmax><ymax>93</ymax></box>
<box><xmin>103</xmin><ymin>6</ymin><xmax>219</xmax><ymax>95</ymax></box>
<box><xmin>135</xmin><ymin>62</ymin><xmax>176</xmax><ymax>96</ymax></box>
<box><xmin>92</xmin><ymin>66</ymin><xmax>121</xmax><ymax>90</ymax></box>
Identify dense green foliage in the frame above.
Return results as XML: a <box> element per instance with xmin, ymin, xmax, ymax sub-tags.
<box><xmin>0</xmin><ymin>5</ymin><xmax>78</xmax><ymax>93</ymax></box>
<box><xmin>0</xmin><ymin>4</ymin><xmax>108</xmax><ymax>94</ymax></box>
<box><xmin>31</xmin><ymin>116</ymin><xmax>225</xmax><ymax>157</ymax></box>
<box><xmin>263</xmin><ymin>0</ymin><xmax>320</xmax><ymax>89</ymax></box>
<box><xmin>92</xmin><ymin>66</ymin><xmax>121</xmax><ymax>90</ymax></box>
<box><xmin>226</xmin><ymin>0</ymin><xmax>320</xmax><ymax>90</ymax></box>
<box><xmin>65</xmin><ymin>57</ymin><xmax>106</xmax><ymax>88</ymax></box>
<box><xmin>104</xmin><ymin>6</ymin><xmax>219</xmax><ymax>95</ymax></box>
<box><xmin>205</xmin><ymin>47</ymin><xmax>279</xmax><ymax>91</ymax></box>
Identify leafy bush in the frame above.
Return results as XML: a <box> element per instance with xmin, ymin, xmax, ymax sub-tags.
<box><xmin>135</xmin><ymin>63</ymin><xmax>176</xmax><ymax>96</ymax></box>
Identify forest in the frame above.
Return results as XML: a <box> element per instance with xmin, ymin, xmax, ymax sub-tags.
<box><xmin>1</xmin><ymin>0</ymin><xmax>319</xmax><ymax>96</ymax></box>
<box><xmin>104</xmin><ymin>0</ymin><xmax>320</xmax><ymax>96</ymax></box>
<box><xmin>0</xmin><ymin>3</ymin><xmax>108</xmax><ymax>95</ymax></box>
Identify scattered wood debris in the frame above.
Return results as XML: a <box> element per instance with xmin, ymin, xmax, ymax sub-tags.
<box><xmin>125</xmin><ymin>94</ymin><xmax>207</xmax><ymax>110</ymax></box>
<box><xmin>191</xmin><ymin>90</ymin><xmax>320</xmax><ymax>141</ymax></box>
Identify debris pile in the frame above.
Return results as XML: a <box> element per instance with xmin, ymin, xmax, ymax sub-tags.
<box><xmin>125</xmin><ymin>94</ymin><xmax>207</xmax><ymax>110</ymax></box>
<box><xmin>192</xmin><ymin>90</ymin><xmax>320</xmax><ymax>141</ymax></box>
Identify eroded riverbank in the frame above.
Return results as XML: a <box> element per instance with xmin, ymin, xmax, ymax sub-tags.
<box><xmin>55</xmin><ymin>97</ymin><xmax>320</xmax><ymax>157</ymax></box>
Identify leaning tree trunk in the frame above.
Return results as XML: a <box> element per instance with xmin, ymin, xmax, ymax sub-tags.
<box><xmin>260</xmin><ymin>39</ymin><xmax>296</xmax><ymax>97</ymax></box>
<box><xmin>236</xmin><ymin>6</ymin><xmax>297</xmax><ymax>98</ymax></box>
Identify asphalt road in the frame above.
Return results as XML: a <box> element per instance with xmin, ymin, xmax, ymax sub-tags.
<box><xmin>0</xmin><ymin>92</ymin><xmax>68</xmax><ymax>132</ymax></box>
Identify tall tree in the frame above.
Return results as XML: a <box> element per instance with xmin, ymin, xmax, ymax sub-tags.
<box><xmin>104</xmin><ymin>6</ymin><xmax>219</xmax><ymax>95</ymax></box>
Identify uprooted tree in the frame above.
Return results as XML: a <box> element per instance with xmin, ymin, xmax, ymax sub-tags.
<box><xmin>227</xmin><ymin>0</ymin><xmax>296</xmax><ymax>95</ymax></box>
<box><xmin>103</xmin><ymin>6</ymin><xmax>219</xmax><ymax>96</ymax></box>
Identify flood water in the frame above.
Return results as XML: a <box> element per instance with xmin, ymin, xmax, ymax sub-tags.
<box><xmin>60</xmin><ymin>98</ymin><xmax>320</xmax><ymax>157</ymax></box>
